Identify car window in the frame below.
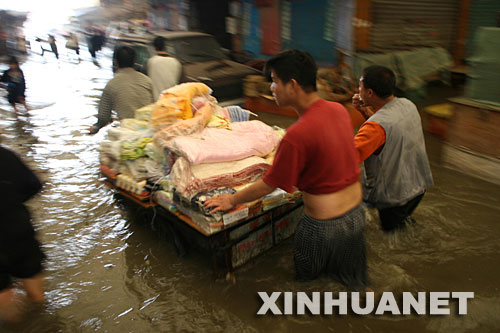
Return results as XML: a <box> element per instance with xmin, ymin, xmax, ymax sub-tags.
<box><xmin>166</xmin><ymin>36</ymin><xmax>228</xmax><ymax>64</ymax></box>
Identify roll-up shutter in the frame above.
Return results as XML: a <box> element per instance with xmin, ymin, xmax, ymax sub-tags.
<box><xmin>369</xmin><ymin>0</ymin><xmax>459</xmax><ymax>52</ymax></box>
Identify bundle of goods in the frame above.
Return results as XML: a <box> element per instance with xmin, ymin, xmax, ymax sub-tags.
<box><xmin>98</xmin><ymin>82</ymin><xmax>300</xmax><ymax>227</ymax></box>
<box><xmin>243</xmin><ymin>75</ymin><xmax>271</xmax><ymax>98</ymax></box>
<box><xmin>316</xmin><ymin>66</ymin><xmax>357</xmax><ymax>103</ymax></box>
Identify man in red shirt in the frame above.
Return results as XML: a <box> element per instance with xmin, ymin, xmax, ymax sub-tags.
<box><xmin>205</xmin><ymin>50</ymin><xmax>367</xmax><ymax>290</ymax></box>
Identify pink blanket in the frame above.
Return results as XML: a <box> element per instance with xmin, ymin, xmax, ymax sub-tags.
<box><xmin>163</xmin><ymin>120</ymin><xmax>280</xmax><ymax>165</ymax></box>
<box><xmin>171</xmin><ymin>156</ymin><xmax>271</xmax><ymax>199</ymax></box>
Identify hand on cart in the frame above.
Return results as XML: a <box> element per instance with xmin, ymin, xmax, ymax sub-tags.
<box><xmin>204</xmin><ymin>194</ymin><xmax>235</xmax><ymax>214</ymax></box>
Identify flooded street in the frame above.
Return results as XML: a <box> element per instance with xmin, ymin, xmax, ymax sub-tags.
<box><xmin>1</xmin><ymin>48</ymin><xmax>500</xmax><ymax>332</ymax></box>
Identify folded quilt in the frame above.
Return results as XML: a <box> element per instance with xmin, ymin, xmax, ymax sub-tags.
<box><xmin>170</xmin><ymin>156</ymin><xmax>271</xmax><ymax>199</ymax></box>
<box><xmin>162</xmin><ymin>120</ymin><xmax>280</xmax><ymax>165</ymax></box>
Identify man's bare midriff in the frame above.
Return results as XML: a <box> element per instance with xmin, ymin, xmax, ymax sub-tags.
<box><xmin>302</xmin><ymin>181</ymin><xmax>362</xmax><ymax>220</ymax></box>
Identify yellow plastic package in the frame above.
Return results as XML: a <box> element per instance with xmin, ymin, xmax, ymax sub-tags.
<box><xmin>151</xmin><ymin>83</ymin><xmax>212</xmax><ymax>128</ymax></box>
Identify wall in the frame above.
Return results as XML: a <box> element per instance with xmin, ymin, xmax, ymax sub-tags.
<box><xmin>466</xmin><ymin>0</ymin><xmax>500</xmax><ymax>58</ymax></box>
<box><xmin>242</xmin><ymin>0</ymin><xmax>354</xmax><ymax>65</ymax></box>
<box><xmin>242</xmin><ymin>0</ymin><xmax>262</xmax><ymax>57</ymax></box>
<box><xmin>283</xmin><ymin>0</ymin><xmax>335</xmax><ymax>64</ymax></box>
<box><xmin>191</xmin><ymin>0</ymin><xmax>233</xmax><ymax>49</ymax></box>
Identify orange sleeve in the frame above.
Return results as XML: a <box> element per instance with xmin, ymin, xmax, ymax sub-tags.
<box><xmin>354</xmin><ymin>121</ymin><xmax>386</xmax><ymax>163</ymax></box>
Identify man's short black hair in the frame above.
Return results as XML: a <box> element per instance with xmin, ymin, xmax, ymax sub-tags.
<box><xmin>114</xmin><ymin>46</ymin><xmax>135</xmax><ymax>68</ymax></box>
<box><xmin>153</xmin><ymin>36</ymin><xmax>165</xmax><ymax>52</ymax></box>
<box><xmin>264</xmin><ymin>49</ymin><xmax>317</xmax><ymax>93</ymax></box>
<box><xmin>8</xmin><ymin>56</ymin><xmax>19</xmax><ymax>66</ymax></box>
<box><xmin>361</xmin><ymin>65</ymin><xmax>395</xmax><ymax>99</ymax></box>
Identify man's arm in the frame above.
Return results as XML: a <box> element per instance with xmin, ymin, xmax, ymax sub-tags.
<box><xmin>89</xmin><ymin>85</ymin><xmax>113</xmax><ymax>134</ymax></box>
<box><xmin>20</xmin><ymin>71</ymin><xmax>26</xmax><ymax>92</ymax></box>
<box><xmin>204</xmin><ymin>179</ymin><xmax>275</xmax><ymax>214</ymax></box>
<box><xmin>354</xmin><ymin>121</ymin><xmax>386</xmax><ymax>163</ymax></box>
<box><xmin>205</xmin><ymin>134</ymin><xmax>302</xmax><ymax>214</ymax></box>
<box><xmin>147</xmin><ymin>78</ymin><xmax>155</xmax><ymax>103</ymax></box>
<box><xmin>0</xmin><ymin>70</ymin><xmax>9</xmax><ymax>87</ymax></box>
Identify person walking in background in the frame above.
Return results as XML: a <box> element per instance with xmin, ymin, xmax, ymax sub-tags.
<box><xmin>65</xmin><ymin>32</ymin><xmax>80</xmax><ymax>57</ymax></box>
<box><xmin>48</xmin><ymin>35</ymin><xmax>58</xmax><ymax>59</ymax></box>
<box><xmin>0</xmin><ymin>56</ymin><xmax>29</xmax><ymax>113</ymax></box>
<box><xmin>0</xmin><ymin>145</ymin><xmax>45</xmax><ymax>322</ymax></box>
<box><xmin>145</xmin><ymin>36</ymin><xmax>182</xmax><ymax>100</ymax></box>
<box><xmin>88</xmin><ymin>46</ymin><xmax>154</xmax><ymax>134</ymax></box>
<box><xmin>87</xmin><ymin>27</ymin><xmax>105</xmax><ymax>64</ymax></box>
<box><xmin>87</xmin><ymin>28</ymin><xmax>97</xmax><ymax>60</ymax></box>
<box><xmin>352</xmin><ymin>65</ymin><xmax>433</xmax><ymax>233</ymax></box>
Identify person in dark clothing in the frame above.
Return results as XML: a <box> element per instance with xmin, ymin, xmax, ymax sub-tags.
<box><xmin>88</xmin><ymin>34</ymin><xmax>99</xmax><ymax>59</ymax></box>
<box><xmin>95</xmin><ymin>29</ymin><xmax>106</xmax><ymax>52</ymax></box>
<box><xmin>48</xmin><ymin>35</ymin><xmax>58</xmax><ymax>59</ymax></box>
<box><xmin>0</xmin><ymin>56</ymin><xmax>29</xmax><ymax>113</ymax></box>
<box><xmin>0</xmin><ymin>145</ymin><xmax>45</xmax><ymax>322</ymax></box>
<box><xmin>87</xmin><ymin>28</ymin><xmax>105</xmax><ymax>61</ymax></box>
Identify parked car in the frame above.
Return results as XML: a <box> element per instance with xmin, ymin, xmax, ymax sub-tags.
<box><xmin>112</xmin><ymin>31</ymin><xmax>261</xmax><ymax>103</ymax></box>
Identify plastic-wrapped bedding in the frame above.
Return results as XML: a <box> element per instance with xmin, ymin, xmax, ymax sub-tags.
<box><xmin>169</xmin><ymin>156</ymin><xmax>271</xmax><ymax>199</ymax></box>
<box><xmin>153</xmin><ymin>102</ymin><xmax>213</xmax><ymax>145</ymax></box>
<box><xmin>161</xmin><ymin>120</ymin><xmax>280</xmax><ymax>165</ymax></box>
<box><xmin>118</xmin><ymin>157</ymin><xmax>164</xmax><ymax>181</ymax></box>
<box><xmin>151</xmin><ymin>82</ymin><xmax>212</xmax><ymax>128</ymax></box>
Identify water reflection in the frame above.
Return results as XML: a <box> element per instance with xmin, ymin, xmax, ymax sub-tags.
<box><xmin>0</xmin><ymin>46</ymin><xmax>499</xmax><ymax>332</ymax></box>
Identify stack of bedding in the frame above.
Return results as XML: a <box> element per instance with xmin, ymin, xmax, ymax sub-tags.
<box><xmin>98</xmin><ymin>82</ymin><xmax>293</xmax><ymax>223</ymax></box>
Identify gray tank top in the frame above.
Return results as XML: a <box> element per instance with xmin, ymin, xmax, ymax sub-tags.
<box><xmin>362</xmin><ymin>97</ymin><xmax>433</xmax><ymax>208</ymax></box>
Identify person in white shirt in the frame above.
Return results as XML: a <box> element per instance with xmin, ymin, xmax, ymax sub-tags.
<box><xmin>146</xmin><ymin>36</ymin><xmax>182</xmax><ymax>100</ymax></box>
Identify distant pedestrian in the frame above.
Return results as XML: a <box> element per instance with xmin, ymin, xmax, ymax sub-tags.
<box><xmin>87</xmin><ymin>32</ymin><xmax>98</xmax><ymax>59</ymax></box>
<box><xmin>87</xmin><ymin>28</ymin><xmax>105</xmax><ymax>63</ymax></box>
<box><xmin>48</xmin><ymin>35</ymin><xmax>58</xmax><ymax>59</ymax></box>
<box><xmin>65</xmin><ymin>32</ymin><xmax>79</xmax><ymax>56</ymax></box>
<box><xmin>0</xmin><ymin>56</ymin><xmax>29</xmax><ymax>113</ymax></box>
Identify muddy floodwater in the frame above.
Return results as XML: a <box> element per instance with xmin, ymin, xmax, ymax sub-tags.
<box><xmin>1</xmin><ymin>48</ymin><xmax>499</xmax><ymax>333</ymax></box>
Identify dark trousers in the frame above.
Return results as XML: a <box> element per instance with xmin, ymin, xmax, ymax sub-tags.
<box><xmin>378</xmin><ymin>192</ymin><xmax>425</xmax><ymax>232</ymax></box>
<box><xmin>50</xmin><ymin>43</ymin><xmax>58</xmax><ymax>59</ymax></box>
